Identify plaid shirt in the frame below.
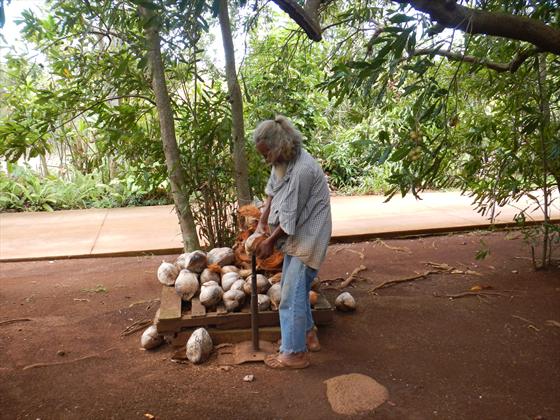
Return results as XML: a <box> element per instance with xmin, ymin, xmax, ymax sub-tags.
<box><xmin>265</xmin><ymin>149</ymin><xmax>332</xmax><ymax>270</ymax></box>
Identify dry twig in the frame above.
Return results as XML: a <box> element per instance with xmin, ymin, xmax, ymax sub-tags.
<box><xmin>375</xmin><ymin>239</ymin><xmax>411</xmax><ymax>254</ymax></box>
<box><xmin>433</xmin><ymin>291</ymin><xmax>510</xmax><ymax>299</ymax></box>
<box><xmin>0</xmin><ymin>318</ymin><xmax>31</xmax><ymax>327</ymax></box>
<box><xmin>22</xmin><ymin>354</ymin><xmax>105</xmax><ymax>370</ymax></box>
<box><xmin>369</xmin><ymin>271</ymin><xmax>435</xmax><ymax>293</ymax></box>
<box><xmin>332</xmin><ymin>246</ymin><xmax>365</xmax><ymax>259</ymax></box>
<box><xmin>338</xmin><ymin>265</ymin><xmax>368</xmax><ymax>289</ymax></box>
<box><xmin>120</xmin><ymin>319</ymin><xmax>152</xmax><ymax>337</ymax></box>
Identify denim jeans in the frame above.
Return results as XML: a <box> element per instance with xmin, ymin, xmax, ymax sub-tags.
<box><xmin>279</xmin><ymin>254</ymin><xmax>317</xmax><ymax>353</ymax></box>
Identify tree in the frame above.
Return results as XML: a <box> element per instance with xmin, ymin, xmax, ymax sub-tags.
<box><xmin>217</xmin><ymin>0</ymin><xmax>252</xmax><ymax>207</ymax></box>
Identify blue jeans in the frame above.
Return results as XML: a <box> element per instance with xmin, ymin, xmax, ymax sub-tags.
<box><xmin>279</xmin><ymin>254</ymin><xmax>317</xmax><ymax>353</ymax></box>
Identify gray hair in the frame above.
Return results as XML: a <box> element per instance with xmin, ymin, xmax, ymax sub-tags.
<box><xmin>253</xmin><ymin>115</ymin><xmax>302</xmax><ymax>163</ymax></box>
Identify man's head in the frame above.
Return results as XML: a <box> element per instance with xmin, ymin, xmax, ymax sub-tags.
<box><xmin>253</xmin><ymin>115</ymin><xmax>302</xmax><ymax>165</ymax></box>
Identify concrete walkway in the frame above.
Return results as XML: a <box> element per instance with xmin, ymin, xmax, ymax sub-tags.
<box><xmin>1</xmin><ymin>192</ymin><xmax>558</xmax><ymax>262</ymax></box>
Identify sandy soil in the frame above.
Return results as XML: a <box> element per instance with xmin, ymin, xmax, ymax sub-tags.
<box><xmin>1</xmin><ymin>231</ymin><xmax>559</xmax><ymax>419</ymax></box>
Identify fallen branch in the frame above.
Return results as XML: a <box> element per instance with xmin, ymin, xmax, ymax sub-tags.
<box><xmin>338</xmin><ymin>265</ymin><xmax>367</xmax><ymax>289</ymax></box>
<box><xmin>433</xmin><ymin>290</ymin><xmax>510</xmax><ymax>299</ymax></box>
<box><xmin>121</xmin><ymin>319</ymin><xmax>152</xmax><ymax>337</ymax></box>
<box><xmin>333</xmin><ymin>247</ymin><xmax>365</xmax><ymax>259</ymax></box>
<box><xmin>0</xmin><ymin>318</ymin><xmax>31</xmax><ymax>327</ymax></box>
<box><xmin>22</xmin><ymin>354</ymin><xmax>105</xmax><ymax>370</ymax></box>
<box><xmin>375</xmin><ymin>239</ymin><xmax>411</xmax><ymax>254</ymax></box>
<box><xmin>369</xmin><ymin>270</ymin><xmax>435</xmax><ymax>293</ymax></box>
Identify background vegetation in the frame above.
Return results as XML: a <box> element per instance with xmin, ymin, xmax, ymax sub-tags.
<box><xmin>0</xmin><ymin>0</ymin><xmax>558</xmax><ymax>265</ymax></box>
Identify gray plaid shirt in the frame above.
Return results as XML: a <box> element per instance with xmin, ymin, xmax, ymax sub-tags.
<box><xmin>265</xmin><ymin>149</ymin><xmax>332</xmax><ymax>270</ymax></box>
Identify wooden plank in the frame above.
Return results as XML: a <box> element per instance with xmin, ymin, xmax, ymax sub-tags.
<box><xmin>190</xmin><ymin>297</ymin><xmax>206</xmax><ymax>318</ymax></box>
<box><xmin>216</xmin><ymin>304</ymin><xmax>227</xmax><ymax>315</ymax></box>
<box><xmin>159</xmin><ymin>286</ymin><xmax>182</xmax><ymax>321</ymax></box>
<box><xmin>170</xmin><ymin>326</ymin><xmax>281</xmax><ymax>347</ymax></box>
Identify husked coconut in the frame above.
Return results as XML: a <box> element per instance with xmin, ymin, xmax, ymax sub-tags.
<box><xmin>221</xmin><ymin>272</ymin><xmax>239</xmax><ymax>291</ymax></box>
<box><xmin>223</xmin><ymin>289</ymin><xmax>245</xmax><ymax>312</ymax></box>
<box><xmin>243</xmin><ymin>274</ymin><xmax>270</xmax><ymax>295</ymax></box>
<box><xmin>184</xmin><ymin>250</ymin><xmax>207</xmax><ymax>273</ymax></box>
<box><xmin>199</xmin><ymin>281</ymin><xmax>223</xmax><ymax>308</ymax></box>
<box><xmin>174</xmin><ymin>270</ymin><xmax>199</xmax><ymax>301</ymax></box>
<box><xmin>267</xmin><ymin>283</ymin><xmax>282</xmax><ymax>310</ymax></box>
<box><xmin>175</xmin><ymin>253</ymin><xmax>189</xmax><ymax>269</ymax></box>
<box><xmin>268</xmin><ymin>272</ymin><xmax>282</xmax><ymax>285</ymax></box>
<box><xmin>335</xmin><ymin>292</ymin><xmax>356</xmax><ymax>312</ymax></box>
<box><xmin>186</xmin><ymin>327</ymin><xmax>213</xmax><ymax>364</ymax></box>
<box><xmin>207</xmin><ymin>247</ymin><xmax>235</xmax><ymax>267</ymax></box>
<box><xmin>239</xmin><ymin>269</ymin><xmax>252</xmax><ymax>278</ymax></box>
<box><xmin>157</xmin><ymin>262</ymin><xmax>179</xmax><ymax>286</ymax></box>
<box><xmin>140</xmin><ymin>325</ymin><xmax>164</xmax><ymax>350</ymax></box>
<box><xmin>200</xmin><ymin>267</ymin><xmax>221</xmax><ymax>285</ymax></box>
<box><xmin>244</xmin><ymin>231</ymin><xmax>265</xmax><ymax>254</ymax></box>
<box><xmin>230</xmin><ymin>279</ymin><xmax>245</xmax><ymax>292</ymax></box>
<box><xmin>222</xmin><ymin>265</ymin><xmax>239</xmax><ymax>274</ymax></box>
<box><xmin>257</xmin><ymin>294</ymin><xmax>271</xmax><ymax>311</ymax></box>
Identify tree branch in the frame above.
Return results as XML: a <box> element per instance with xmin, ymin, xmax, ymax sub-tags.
<box><xmin>271</xmin><ymin>0</ymin><xmax>322</xmax><ymax>41</ymax></box>
<box><xmin>393</xmin><ymin>0</ymin><xmax>560</xmax><ymax>55</ymax></box>
<box><xmin>411</xmin><ymin>47</ymin><xmax>540</xmax><ymax>73</ymax></box>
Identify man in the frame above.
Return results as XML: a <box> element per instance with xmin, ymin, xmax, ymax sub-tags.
<box><xmin>253</xmin><ymin>115</ymin><xmax>332</xmax><ymax>369</ymax></box>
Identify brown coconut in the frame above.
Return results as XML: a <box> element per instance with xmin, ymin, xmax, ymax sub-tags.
<box><xmin>267</xmin><ymin>283</ymin><xmax>282</xmax><ymax>310</ymax></box>
<box><xmin>186</xmin><ymin>328</ymin><xmax>213</xmax><ymax>364</ymax></box>
<box><xmin>257</xmin><ymin>294</ymin><xmax>271</xmax><ymax>311</ymax></box>
<box><xmin>140</xmin><ymin>325</ymin><xmax>164</xmax><ymax>350</ymax></box>
<box><xmin>184</xmin><ymin>250</ymin><xmax>207</xmax><ymax>273</ymax></box>
<box><xmin>230</xmin><ymin>279</ymin><xmax>245</xmax><ymax>292</ymax></box>
<box><xmin>207</xmin><ymin>247</ymin><xmax>235</xmax><ymax>267</ymax></box>
<box><xmin>243</xmin><ymin>274</ymin><xmax>269</xmax><ymax>295</ymax></box>
<box><xmin>200</xmin><ymin>267</ymin><xmax>221</xmax><ymax>285</ymax></box>
<box><xmin>335</xmin><ymin>292</ymin><xmax>356</xmax><ymax>312</ymax></box>
<box><xmin>222</xmin><ymin>265</ymin><xmax>239</xmax><ymax>274</ymax></box>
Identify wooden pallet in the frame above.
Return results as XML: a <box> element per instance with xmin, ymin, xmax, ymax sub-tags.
<box><xmin>155</xmin><ymin>285</ymin><xmax>333</xmax><ymax>334</ymax></box>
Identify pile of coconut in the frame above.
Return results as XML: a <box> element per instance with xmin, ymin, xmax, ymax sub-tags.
<box><xmin>157</xmin><ymin>247</ymin><xmax>286</xmax><ymax>314</ymax></box>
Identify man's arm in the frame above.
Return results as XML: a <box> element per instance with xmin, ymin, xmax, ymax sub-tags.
<box><xmin>257</xmin><ymin>195</ymin><xmax>272</xmax><ymax>234</ymax></box>
<box><xmin>256</xmin><ymin>224</ymin><xmax>286</xmax><ymax>260</ymax></box>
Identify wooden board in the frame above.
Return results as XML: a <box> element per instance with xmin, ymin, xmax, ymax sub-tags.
<box><xmin>156</xmin><ymin>286</ymin><xmax>334</xmax><ymax>333</ymax></box>
<box><xmin>159</xmin><ymin>286</ymin><xmax>182</xmax><ymax>321</ymax></box>
<box><xmin>170</xmin><ymin>326</ymin><xmax>282</xmax><ymax>347</ymax></box>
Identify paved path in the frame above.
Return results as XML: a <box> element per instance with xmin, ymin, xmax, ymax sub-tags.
<box><xmin>1</xmin><ymin>192</ymin><xmax>558</xmax><ymax>262</ymax></box>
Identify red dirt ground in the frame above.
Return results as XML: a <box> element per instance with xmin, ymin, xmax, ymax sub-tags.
<box><xmin>1</xmin><ymin>231</ymin><xmax>559</xmax><ymax>420</ymax></box>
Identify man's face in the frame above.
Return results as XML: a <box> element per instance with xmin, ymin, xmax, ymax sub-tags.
<box><xmin>256</xmin><ymin>141</ymin><xmax>274</xmax><ymax>165</ymax></box>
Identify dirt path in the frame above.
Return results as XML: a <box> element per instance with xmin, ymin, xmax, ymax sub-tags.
<box><xmin>1</xmin><ymin>231</ymin><xmax>559</xmax><ymax>419</ymax></box>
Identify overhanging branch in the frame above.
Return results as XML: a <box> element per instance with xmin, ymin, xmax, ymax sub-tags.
<box><xmin>271</xmin><ymin>0</ymin><xmax>322</xmax><ymax>41</ymax></box>
<box><xmin>394</xmin><ymin>0</ymin><xmax>560</xmax><ymax>55</ymax></box>
<box><xmin>412</xmin><ymin>47</ymin><xmax>540</xmax><ymax>73</ymax></box>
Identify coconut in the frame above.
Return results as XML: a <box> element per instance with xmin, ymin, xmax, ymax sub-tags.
<box><xmin>267</xmin><ymin>283</ymin><xmax>282</xmax><ymax>310</ymax></box>
<box><xmin>175</xmin><ymin>253</ymin><xmax>189</xmax><ymax>270</ymax></box>
<box><xmin>186</xmin><ymin>327</ymin><xmax>213</xmax><ymax>364</ymax></box>
<box><xmin>199</xmin><ymin>281</ymin><xmax>224</xmax><ymax>308</ymax></box>
<box><xmin>335</xmin><ymin>292</ymin><xmax>356</xmax><ymax>312</ymax></box>
<box><xmin>223</xmin><ymin>289</ymin><xmax>246</xmax><ymax>312</ymax></box>
<box><xmin>245</xmin><ymin>231</ymin><xmax>265</xmax><ymax>255</ymax></box>
<box><xmin>243</xmin><ymin>274</ymin><xmax>270</xmax><ymax>295</ymax></box>
<box><xmin>140</xmin><ymin>325</ymin><xmax>164</xmax><ymax>350</ymax></box>
<box><xmin>257</xmin><ymin>294</ymin><xmax>271</xmax><ymax>311</ymax></box>
<box><xmin>230</xmin><ymin>279</ymin><xmax>245</xmax><ymax>292</ymax></box>
<box><xmin>174</xmin><ymin>270</ymin><xmax>199</xmax><ymax>301</ymax></box>
<box><xmin>268</xmin><ymin>272</ymin><xmax>282</xmax><ymax>285</ymax></box>
<box><xmin>222</xmin><ymin>265</ymin><xmax>239</xmax><ymax>274</ymax></box>
<box><xmin>239</xmin><ymin>269</ymin><xmax>252</xmax><ymax>278</ymax></box>
<box><xmin>183</xmin><ymin>250</ymin><xmax>207</xmax><ymax>273</ymax></box>
<box><xmin>207</xmin><ymin>247</ymin><xmax>235</xmax><ymax>267</ymax></box>
<box><xmin>200</xmin><ymin>268</ymin><xmax>221</xmax><ymax>285</ymax></box>
<box><xmin>157</xmin><ymin>262</ymin><xmax>179</xmax><ymax>286</ymax></box>
<box><xmin>309</xmin><ymin>290</ymin><xmax>319</xmax><ymax>306</ymax></box>
<box><xmin>221</xmin><ymin>272</ymin><xmax>239</xmax><ymax>292</ymax></box>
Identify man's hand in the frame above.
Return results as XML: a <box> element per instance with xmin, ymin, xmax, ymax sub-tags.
<box><xmin>256</xmin><ymin>237</ymin><xmax>275</xmax><ymax>260</ymax></box>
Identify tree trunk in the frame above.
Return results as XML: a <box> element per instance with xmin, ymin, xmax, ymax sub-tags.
<box><xmin>217</xmin><ymin>0</ymin><xmax>252</xmax><ymax>207</ymax></box>
<box><xmin>140</xmin><ymin>7</ymin><xmax>200</xmax><ymax>252</ymax></box>
<box><xmin>39</xmin><ymin>154</ymin><xmax>49</xmax><ymax>177</ymax></box>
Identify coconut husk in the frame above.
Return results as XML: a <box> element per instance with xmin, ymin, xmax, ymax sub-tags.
<box><xmin>206</xmin><ymin>263</ymin><xmax>222</xmax><ymax>274</ymax></box>
<box><xmin>238</xmin><ymin>205</ymin><xmax>262</xmax><ymax>231</ymax></box>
